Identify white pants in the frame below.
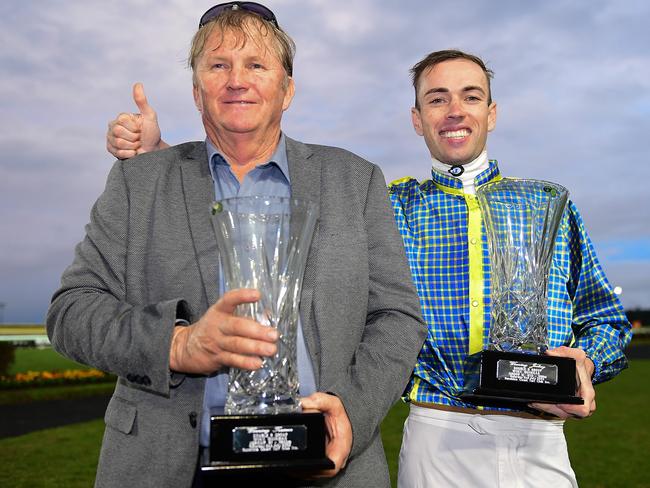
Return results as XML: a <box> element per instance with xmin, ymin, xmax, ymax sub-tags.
<box><xmin>398</xmin><ymin>404</ymin><xmax>578</xmax><ymax>488</ymax></box>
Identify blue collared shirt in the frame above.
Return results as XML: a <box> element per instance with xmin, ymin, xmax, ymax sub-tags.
<box><xmin>200</xmin><ymin>134</ymin><xmax>317</xmax><ymax>446</ymax></box>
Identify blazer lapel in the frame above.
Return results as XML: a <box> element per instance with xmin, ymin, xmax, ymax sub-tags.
<box><xmin>286</xmin><ymin>137</ymin><xmax>322</xmax><ymax>383</ymax></box>
<box><xmin>180</xmin><ymin>143</ymin><xmax>220</xmax><ymax>310</ymax></box>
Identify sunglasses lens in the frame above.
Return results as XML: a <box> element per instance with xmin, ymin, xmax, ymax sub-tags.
<box><xmin>199</xmin><ymin>2</ymin><xmax>278</xmax><ymax>27</ymax></box>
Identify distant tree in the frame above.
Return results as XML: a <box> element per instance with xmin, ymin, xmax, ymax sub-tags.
<box><xmin>626</xmin><ymin>309</ymin><xmax>650</xmax><ymax>328</ymax></box>
<box><xmin>0</xmin><ymin>343</ymin><xmax>15</xmax><ymax>376</ymax></box>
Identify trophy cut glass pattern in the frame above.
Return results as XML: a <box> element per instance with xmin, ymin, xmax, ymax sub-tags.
<box><xmin>211</xmin><ymin>197</ymin><xmax>318</xmax><ymax>415</ymax></box>
<box><xmin>477</xmin><ymin>179</ymin><xmax>569</xmax><ymax>354</ymax></box>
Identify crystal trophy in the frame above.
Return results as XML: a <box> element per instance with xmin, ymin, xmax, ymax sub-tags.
<box><xmin>202</xmin><ymin>196</ymin><xmax>333</xmax><ymax>472</ymax></box>
<box><xmin>461</xmin><ymin>178</ymin><xmax>583</xmax><ymax>407</ymax></box>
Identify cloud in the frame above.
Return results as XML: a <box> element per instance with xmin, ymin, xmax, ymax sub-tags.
<box><xmin>1</xmin><ymin>0</ymin><xmax>648</xmax><ymax>322</ymax></box>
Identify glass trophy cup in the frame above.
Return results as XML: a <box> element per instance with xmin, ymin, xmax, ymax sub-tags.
<box><xmin>202</xmin><ymin>196</ymin><xmax>333</xmax><ymax>472</ymax></box>
<box><xmin>461</xmin><ymin>178</ymin><xmax>584</xmax><ymax>407</ymax></box>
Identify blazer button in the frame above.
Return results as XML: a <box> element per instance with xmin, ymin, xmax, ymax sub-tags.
<box><xmin>189</xmin><ymin>412</ymin><xmax>198</xmax><ymax>428</ymax></box>
<box><xmin>142</xmin><ymin>375</ymin><xmax>151</xmax><ymax>386</ymax></box>
<box><xmin>126</xmin><ymin>373</ymin><xmax>135</xmax><ymax>382</ymax></box>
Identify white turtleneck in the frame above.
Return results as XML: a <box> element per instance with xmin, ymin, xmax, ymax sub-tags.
<box><xmin>430</xmin><ymin>149</ymin><xmax>489</xmax><ymax>195</ymax></box>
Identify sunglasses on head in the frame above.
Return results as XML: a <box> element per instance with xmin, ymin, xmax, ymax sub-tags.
<box><xmin>199</xmin><ymin>2</ymin><xmax>279</xmax><ymax>28</ymax></box>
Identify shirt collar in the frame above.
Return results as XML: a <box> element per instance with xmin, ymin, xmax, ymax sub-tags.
<box><xmin>206</xmin><ymin>133</ymin><xmax>290</xmax><ymax>183</ymax></box>
<box><xmin>475</xmin><ymin>159</ymin><xmax>501</xmax><ymax>187</ymax></box>
<box><xmin>430</xmin><ymin>159</ymin><xmax>501</xmax><ymax>193</ymax></box>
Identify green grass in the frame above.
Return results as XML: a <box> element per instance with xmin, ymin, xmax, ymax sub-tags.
<box><xmin>0</xmin><ymin>420</ymin><xmax>104</xmax><ymax>488</ymax></box>
<box><xmin>380</xmin><ymin>400</ymin><xmax>408</xmax><ymax>485</ymax></box>
<box><xmin>8</xmin><ymin>347</ymin><xmax>91</xmax><ymax>375</ymax></box>
<box><xmin>1</xmin><ymin>360</ymin><xmax>647</xmax><ymax>487</ymax></box>
<box><xmin>564</xmin><ymin>359</ymin><xmax>650</xmax><ymax>488</ymax></box>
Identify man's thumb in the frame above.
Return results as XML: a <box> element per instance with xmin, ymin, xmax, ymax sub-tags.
<box><xmin>133</xmin><ymin>82</ymin><xmax>155</xmax><ymax>118</ymax></box>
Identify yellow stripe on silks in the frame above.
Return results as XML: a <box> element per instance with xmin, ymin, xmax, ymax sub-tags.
<box><xmin>465</xmin><ymin>194</ymin><xmax>485</xmax><ymax>355</ymax></box>
<box><xmin>409</xmin><ymin>376</ymin><xmax>422</xmax><ymax>402</ymax></box>
<box><xmin>433</xmin><ymin>180</ymin><xmax>465</xmax><ymax>196</ymax></box>
<box><xmin>389</xmin><ymin>176</ymin><xmax>416</xmax><ymax>186</ymax></box>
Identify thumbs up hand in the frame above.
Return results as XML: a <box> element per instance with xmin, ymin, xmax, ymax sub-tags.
<box><xmin>106</xmin><ymin>83</ymin><xmax>168</xmax><ymax>160</ymax></box>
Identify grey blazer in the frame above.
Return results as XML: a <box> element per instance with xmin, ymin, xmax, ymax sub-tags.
<box><xmin>47</xmin><ymin>137</ymin><xmax>426</xmax><ymax>488</ymax></box>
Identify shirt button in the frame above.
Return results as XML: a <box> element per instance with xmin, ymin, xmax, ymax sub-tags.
<box><xmin>471</xmin><ymin>300</ymin><xmax>479</xmax><ymax>307</ymax></box>
<box><xmin>470</xmin><ymin>238</ymin><xmax>478</xmax><ymax>245</ymax></box>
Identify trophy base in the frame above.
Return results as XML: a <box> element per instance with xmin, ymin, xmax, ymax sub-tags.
<box><xmin>460</xmin><ymin>350</ymin><xmax>584</xmax><ymax>408</ymax></box>
<box><xmin>201</xmin><ymin>411</ymin><xmax>334</xmax><ymax>474</ymax></box>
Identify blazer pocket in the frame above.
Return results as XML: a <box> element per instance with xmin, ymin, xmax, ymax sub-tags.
<box><xmin>104</xmin><ymin>396</ymin><xmax>137</xmax><ymax>435</ymax></box>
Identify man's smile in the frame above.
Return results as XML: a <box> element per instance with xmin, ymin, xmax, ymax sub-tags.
<box><xmin>440</xmin><ymin>129</ymin><xmax>470</xmax><ymax>139</ymax></box>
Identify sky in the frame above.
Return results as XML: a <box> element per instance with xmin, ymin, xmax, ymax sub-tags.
<box><xmin>1</xmin><ymin>0</ymin><xmax>649</xmax><ymax>323</ymax></box>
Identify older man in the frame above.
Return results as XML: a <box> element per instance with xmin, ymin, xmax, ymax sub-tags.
<box><xmin>48</xmin><ymin>4</ymin><xmax>425</xmax><ymax>487</ymax></box>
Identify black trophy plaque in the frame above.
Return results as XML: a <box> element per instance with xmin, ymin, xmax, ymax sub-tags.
<box><xmin>201</xmin><ymin>411</ymin><xmax>334</xmax><ymax>473</ymax></box>
<box><xmin>460</xmin><ymin>350</ymin><xmax>583</xmax><ymax>408</ymax></box>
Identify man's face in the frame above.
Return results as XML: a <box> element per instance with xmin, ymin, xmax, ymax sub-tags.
<box><xmin>411</xmin><ymin>58</ymin><xmax>497</xmax><ymax>165</ymax></box>
<box><xmin>193</xmin><ymin>25</ymin><xmax>294</xmax><ymax>140</ymax></box>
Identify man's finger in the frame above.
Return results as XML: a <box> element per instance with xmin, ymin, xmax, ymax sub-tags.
<box><xmin>110</xmin><ymin>121</ymin><xmax>142</xmax><ymax>143</ymax></box>
<box><xmin>106</xmin><ymin>143</ymin><xmax>137</xmax><ymax>160</ymax></box>
<box><xmin>300</xmin><ymin>392</ymin><xmax>334</xmax><ymax>412</ymax></box>
<box><xmin>213</xmin><ymin>350</ymin><xmax>264</xmax><ymax>371</ymax></box>
<box><xmin>133</xmin><ymin>82</ymin><xmax>156</xmax><ymax>118</ymax></box>
<box><xmin>299</xmin><ymin>392</ymin><xmax>352</xmax><ymax>477</ymax></box>
<box><xmin>111</xmin><ymin>112</ymin><xmax>142</xmax><ymax>134</ymax></box>
<box><xmin>109</xmin><ymin>136</ymin><xmax>140</xmax><ymax>151</ymax></box>
<box><xmin>216</xmin><ymin>314</ymin><xmax>279</xmax><ymax>344</ymax></box>
<box><xmin>529</xmin><ymin>402</ymin><xmax>569</xmax><ymax>418</ymax></box>
<box><xmin>213</xmin><ymin>289</ymin><xmax>261</xmax><ymax>314</ymax></box>
<box><xmin>557</xmin><ymin>401</ymin><xmax>595</xmax><ymax>418</ymax></box>
<box><xmin>529</xmin><ymin>399</ymin><xmax>594</xmax><ymax>419</ymax></box>
<box><xmin>218</xmin><ymin>332</ymin><xmax>278</xmax><ymax>357</ymax></box>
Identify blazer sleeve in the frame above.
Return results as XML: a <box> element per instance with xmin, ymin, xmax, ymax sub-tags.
<box><xmin>327</xmin><ymin>164</ymin><xmax>427</xmax><ymax>457</ymax></box>
<box><xmin>46</xmin><ymin>161</ymin><xmax>188</xmax><ymax>397</ymax></box>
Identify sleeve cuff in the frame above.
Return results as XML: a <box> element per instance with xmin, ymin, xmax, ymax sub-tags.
<box><xmin>170</xmin><ymin>303</ymin><xmax>191</xmax><ymax>388</ymax></box>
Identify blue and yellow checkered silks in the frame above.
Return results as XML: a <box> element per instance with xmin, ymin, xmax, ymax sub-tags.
<box><xmin>389</xmin><ymin>160</ymin><xmax>632</xmax><ymax>409</ymax></box>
